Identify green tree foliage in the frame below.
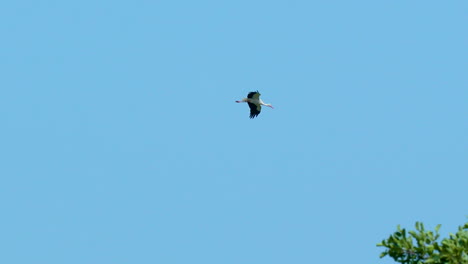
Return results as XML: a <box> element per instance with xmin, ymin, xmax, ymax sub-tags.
<box><xmin>377</xmin><ymin>221</ymin><xmax>468</xmax><ymax>264</ymax></box>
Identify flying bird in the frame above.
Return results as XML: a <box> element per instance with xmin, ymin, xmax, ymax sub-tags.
<box><xmin>235</xmin><ymin>91</ymin><xmax>274</xmax><ymax>119</ymax></box>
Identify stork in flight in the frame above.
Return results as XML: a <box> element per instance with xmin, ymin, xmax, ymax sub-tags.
<box><xmin>235</xmin><ymin>91</ymin><xmax>274</xmax><ymax>119</ymax></box>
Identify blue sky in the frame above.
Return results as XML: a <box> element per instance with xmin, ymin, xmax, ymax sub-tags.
<box><xmin>1</xmin><ymin>1</ymin><xmax>467</xmax><ymax>263</ymax></box>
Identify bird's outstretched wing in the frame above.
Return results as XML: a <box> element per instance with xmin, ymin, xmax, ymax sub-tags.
<box><xmin>247</xmin><ymin>91</ymin><xmax>261</xmax><ymax>100</ymax></box>
<box><xmin>248</xmin><ymin>102</ymin><xmax>261</xmax><ymax>119</ymax></box>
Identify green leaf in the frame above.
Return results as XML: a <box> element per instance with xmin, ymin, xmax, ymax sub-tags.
<box><xmin>378</xmin><ymin>221</ymin><xmax>468</xmax><ymax>264</ymax></box>
<box><xmin>415</xmin><ymin>222</ymin><xmax>421</xmax><ymax>230</ymax></box>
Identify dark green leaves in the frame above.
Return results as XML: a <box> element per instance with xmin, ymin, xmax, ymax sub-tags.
<box><xmin>377</xmin><ymin>221</ymin><xmax>468</xmax><ymax>264</ymax></box>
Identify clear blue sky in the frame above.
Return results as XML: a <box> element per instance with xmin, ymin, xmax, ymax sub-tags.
<box><xmin>1</xmin><ymin>1</ymin><xmax>467</xmax><ymax>263</ymax></box>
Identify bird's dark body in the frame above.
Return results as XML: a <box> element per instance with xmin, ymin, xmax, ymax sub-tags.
<box><xmin>247</xmin><ymin>90</ymin><xmax>260</xmax><ymax>99</ymax></box>
<box><xmin>248</xmin><ymin>102</ymin><xmax>261</xmax><ymax>119</ymax></box>
<box><xmin>236</xmin><ymin>90</ymin><xmax>272</xmax><ymax>119</ymax></box>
